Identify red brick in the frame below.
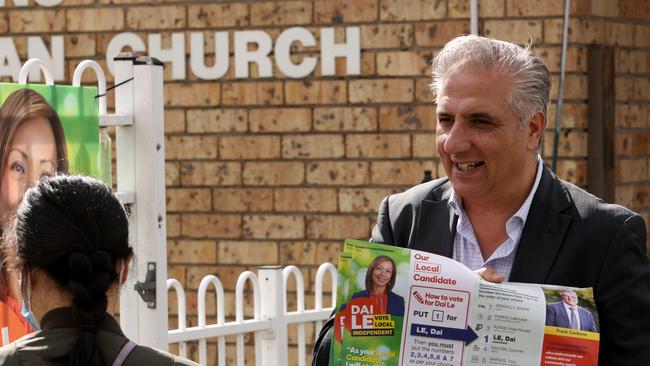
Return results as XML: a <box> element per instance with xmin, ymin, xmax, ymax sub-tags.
<box><xmin>126</xmin><ymin>5</ymin><xmax>185</xmax><ymax>29</ymax></box>
<box><xmin>219</xmin><ymin>136</ymin><xmax>281</xmax><ymax>160</ymax></box>
<box><xmin>165</xmin><ymin>83</ymin><xmax>221</xmax><ymax>107</ymax></box>
<box><xmin>218</xmin><ymin>241</ymin><xmax>278</xmax><ymax>265</ymax></box>
<box><xmin>314</xmin><ymin>0</ymin><xmax>378</xmax><ymax>23</ymax></box>
<box><xmin>615</xmin><ymin>49</ymin><xmax>648</xmax><ymax>74</ymax></box>
<box><xmin>167</xmin><ymin>188</ymin><xmax>212</xmax><ymax>212</ymax></box>
<box><xmin>223</xmin><ymin>82</ymin><xmax>283</xmax><ymax>106</ymax></box>
<box><xmin>180</xmin><ymin>162</ymin><xmax>241</xmax><ymax>186</ymax></box>
<box><xmin>615</xmin><ymin>78</ymin><xmax>649</xmax><ymax>102</ymax></box>
<box><xmin>306</xmin><ymin>215</ymin><xmax>370</xmax><ymax>240</ymax></box>
<box><xmin>483</xmin><ymin>20</ymin><xmax>543</xmax><ymax>44</ymax></box>
<box><xmin>542</xmin><ymin>131</ymin><xmax>588</xmax><ymax>158</ymax></box>
<box><xmin>615</xmin><ymin>132</ymin><xmax>650</xmax><ymax>156</ymax></box>
<box><xmin>544</xmin><ymin>19</ymin><xmax>605</xmax><ymax>44</ymax></box>
<box><xmin>67</xmin><ymin>8</ymin><xmax>124</xmax><ymax>31</ymax></box>
<box><xmin>413</xmin><ymin>133</ymin><xmax>438</xmax><ymax>158</ymax></box>
<box><xmin>285</xmin><ymin>80</ymin><xmax>347</xmax><ymax>105</ymax></box>
<box><xmin>165</xmin><ymin>135</ymin><xmax>218</xmax><ymax>160</ymax></box>
<box><xmin>187</xmin><ymin>109</ymin><xmax>247</xmax><ymax>133</ymax></box>
<box><xmin>615</xmin><ymin>184</ymin><xmax>650</xmax><ymax>210</ymax></box>
<box><xmin>167</xmin><ymin>214</ymin><xmax>181</xmax><ymax>238</ymax></box>
<box><xmin>249</xmin><ymin>108</ymin><xmax>311</xmax><ymax>132</ymax></box>
<box><xmin>282</xmin><ymin>135</ymin><xmax>345</xmax><ymax>159</ymax></box>
<box><xmin>181</xmin><ymin>214</ymin><xmax>242</xmax><ymax>239</ymax></box>
<box><xmin>166</xmin><ymin>162</ymin><xmax>180</xmax><ymax>186</ymax></box>
<box><xmin>507</xmin><ymin>0</ymin><xmax>590</xmax><ymax>16</ymax></box>
<box><xmin>537</xmin><ymin>46</ymin><xmax>588</xmax><ymax>73</ymax></box>
<box><xmin>380</xmin><ymin>0</ymin><xmax>446</xmax><ymax>21</ymax></box>
<box><xmin>306</xmin><ymin>161</ymin><xmax>370</xmax><ymax>186</ymax></box>
<box><xmin>555</xmin><ymin>159</ymin><xmax>587</xmax><ymax>186</ymax></box>
<box><xmin>349</xmin><ymin>79</ymin><xmax>414</xmax><ymax>103</ymax></box>
<box><xmin>165</xmin><ymin>109</ymin><xmax>185</xmax><ymax>133</ymax></box>
<box><xmin>415</xmin><ymin>78</ymin><xmax>435</xmax><ymax>103</ymax></box>
<box><xmin>243</xmin><ymin>215</ymin><xmax>305</xmax><ymax>239</ymax></box>
<box><xmin>551</xmin><ymin>75</ymin><xmax>588</xmax><ymax>100</ymax></box>
<box><xmin>346</xmin><ymin>134</ymin><xmax>411</xmax><ymax>158</ymax></box>
<box><xmin>313</xmin><ymin>107</ymin><xmax>377</xmax><ymax>131</ymax></box>
<box><xmin>377</xmin><ymin>51</ymin><xmax>432</xmax><ymax>76</ymax></box>
<box><xmin>371</xmin><ymin>160</ymin><xmax>435</xmax><ymax>185</ymax></box>
<box><xmin>361</xmin><ymin>24</ymin><xmax>414</xmax><ymax>49</ymax></box>
<box><xmin>274</xmin><ymin>188</ymin><xmax>338</xmax><ymax>212</ymax></box>
<box><xmin>606</xmin><ymin>22</ymin><xmax>637</xmax><ymax>47</ymax></box>
<box><xmin>187</xmin><ymin>3</ymin><xmax>250</xmax><ymax>28</ymax></box>
<box><xmin>546</xmin><ymin>103</ymin><xmax>588</xmax><ymax>129</ymax></box>
<box><xmin>414</xmin><ymin>21</ymin><xmax>470</xmax><ymax>47</ymax></box>
<box><xmin>243</xmin><ymin>162</ymin><xmax>305</xmax><ymax>186</ymax></box>
<box><xmin>339</xmin><ymin>188</ymin><xmax>398</xmax><ymax>213</ymax></box>
<box><xmin>379</xmin><ymin>105</ymin><xmax>436</xmax><ymax>131</ymax></box>
<box><xmin>213</xmin><ymin>188</ymin><xmax>273</xmax><ymax>212</ymax></box>
<box><xmin>251</xmin><ymin>1</ymin><xmax>312</xmax><ymax>26</ymax></box>
<box><xmin>168</xmin><ymin>240</ymin><xmax>217</xmax><ymax>264</ymax></box>
<box><xmin>616</xmin><ymin>158</ymin><xmax>648</xmax><ymax>184</ymax></box>
<box><xmin>619</xmin><ymin>0</ymin><xmax>650</xmax><ymax>19</ymax></box>
<box><xmin>615</xmin><ymin>105</ymin><xmax>649</xmax><ymax>129</ymax></box>
<box><xmin>279</xmin><ymin>241</ymin><xmax>343</xmax><ymax>268</ymax></box>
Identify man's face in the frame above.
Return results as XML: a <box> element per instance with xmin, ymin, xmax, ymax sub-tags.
<box><xmin>435</xmin><ymin>68</ymin><xmax>540</xmax><ymax>206</ymax></box>
<box><xmin>561</xmin><ymin>291</ymin><xmax>578</xmax><ymax>307</ymax></box>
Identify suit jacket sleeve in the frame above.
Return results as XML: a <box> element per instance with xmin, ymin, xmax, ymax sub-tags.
<box><xmin>371</xmin><ymin>195</ymin><xmax>394</xmax><ymax>244</ymax></box>
<box><xmin>595</xmin><ymin>214</ymin><xmax>650</xmax><ymax>365</ymax></box>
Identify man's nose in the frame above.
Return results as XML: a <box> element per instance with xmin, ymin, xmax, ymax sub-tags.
<box><xmin>442</xmin><ymin>121</ymin><xmax>471</xmax><ymax>154</ymax></box>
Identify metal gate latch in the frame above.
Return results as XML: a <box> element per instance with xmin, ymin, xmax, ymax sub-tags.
<box><xmin>134</xmin><ymin>262</ymin><xmax>156</xmax><ymax>308</ymax></box>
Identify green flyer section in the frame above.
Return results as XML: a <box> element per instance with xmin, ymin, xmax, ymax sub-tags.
<box><xmin>331</xmin><ymin>240</ymin><xmax>411</xmax><ymax>366</ymax></box>
<box><xmin>0</xmin><ymin>83</ymin><xmax>101</xmax><ymax>179</ymax></box>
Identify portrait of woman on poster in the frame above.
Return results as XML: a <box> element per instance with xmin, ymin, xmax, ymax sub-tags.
<box><xmin>351</xmin><ymin>255</ymin><xmax>405</xmax><ymax>317</ymax></box>
<box><xmin>0</xmin><ymin>88</ymin><xmax>69</xmax><ymax>342</ymax></box>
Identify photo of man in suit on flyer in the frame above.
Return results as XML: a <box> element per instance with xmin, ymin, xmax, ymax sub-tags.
<box><xmin>545</xmin><ymin>289</ymin><xmax>598</xmax><ymax>332</ymax></box>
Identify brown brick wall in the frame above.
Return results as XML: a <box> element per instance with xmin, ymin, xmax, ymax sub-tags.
<box><xmin>3</xmin><ymin>0</ymin><xmax>649</xmax><ymax>364</ymax></box>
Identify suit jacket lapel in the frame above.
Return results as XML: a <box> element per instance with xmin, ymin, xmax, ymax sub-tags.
<box><xmin>510</xmin><ymin>167</ymin><xmax>573</xmax><ymax>283</ymax></box>
<box><xmin>412</xmin><ymin>181</ymin><xmax>456</xmax><ymax>258</ymax></box>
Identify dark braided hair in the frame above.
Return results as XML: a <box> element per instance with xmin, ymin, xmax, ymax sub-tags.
<box><xmin>4</xmin><ymin>175</ymin><xmax>133</xmax><ymax>366</ymax></box>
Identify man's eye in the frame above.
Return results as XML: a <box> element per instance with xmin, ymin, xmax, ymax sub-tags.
<box><xmin>473</xmin><ymin>119</ymin><xmax>492</xmax><ymax>127</ymax></box>
<box><xmin>438</xmin><ymin>117</ymin><xmax>453</xmax><ymax>126</ymax></box>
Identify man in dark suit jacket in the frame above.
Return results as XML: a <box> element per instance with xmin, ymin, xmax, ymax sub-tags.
<box><xmin>545</xmin><ymin>290</ymin><xmax>597</xmax><ymax>332</ymax></box>
<box><xmin>313</xmin><ymin>35</ymin><xmax>650</xmax><ymax>365</ymax></box>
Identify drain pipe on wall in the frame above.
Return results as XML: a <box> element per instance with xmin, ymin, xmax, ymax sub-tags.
<box><xmin>470</xmin><ymin>0</ymin><xmax>478</xmax><ymax>35</ymax></box>
<box><xmin>551</xmin><ymin>0</ymin><xmax>571</xmax><ymax>173</ymax></box>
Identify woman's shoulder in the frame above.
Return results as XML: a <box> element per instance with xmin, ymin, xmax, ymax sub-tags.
<box><xmin>128</xmin><ymin>344</ymin><xmax>199</xmax><ymax>366</ymax></box>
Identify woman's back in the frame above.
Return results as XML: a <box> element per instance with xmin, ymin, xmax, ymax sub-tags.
<box><xmin>0</xmin><ymin>175</ymin><xmax>197</xmax><ymax>366</ymax></box>
<box><xmin>0</xmin><ymin>308</ymin><xmax>195</xmax><ymax>366</ymax></box>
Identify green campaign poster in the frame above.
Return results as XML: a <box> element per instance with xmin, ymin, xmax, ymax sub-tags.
<box><xmin>0</xmin><ymin>83</ymin><xmax>101</xmax><ymax>179</ymax></box>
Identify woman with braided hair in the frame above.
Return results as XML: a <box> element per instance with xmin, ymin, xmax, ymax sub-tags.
<box><xmin>0</xmin><ymin>175</ymin><xmax>197</xmax><ymax>366</ymax></box>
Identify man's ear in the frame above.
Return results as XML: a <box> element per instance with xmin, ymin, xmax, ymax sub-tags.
<box><xmin>527</xmin><ymin>111</ymin><xmax>546</xmax><ymax>151</ymax></box>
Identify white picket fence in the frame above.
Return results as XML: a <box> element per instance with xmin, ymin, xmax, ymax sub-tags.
<box><xmin>167</xmin><ymin>263</ymin><xmax>337</xmax><ymax>366</ymax></box>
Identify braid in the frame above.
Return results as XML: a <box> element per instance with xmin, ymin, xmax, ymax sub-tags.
<box><xmin>65</xmin><ymin>251</ymin><xmax>117</xmax><ymax>366</ymax></box>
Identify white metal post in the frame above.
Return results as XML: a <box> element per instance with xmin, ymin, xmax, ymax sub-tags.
<box><xmin>258</xmin><ymin>266</ymin><xmax>288</xmax><ymax>366</ymax></box>
<box><xmin>116</xmin><ymin>53</ymin><xmax>169</xmax><ymax>349</ymax></box>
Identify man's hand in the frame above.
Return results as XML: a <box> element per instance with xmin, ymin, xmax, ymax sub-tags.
<box><xmin>475</xmin><ymin>266</ymin><xmax>504</xmax><ymax>283</ymax></box>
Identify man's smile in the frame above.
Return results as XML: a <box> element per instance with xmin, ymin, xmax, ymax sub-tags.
<box><xmin>454</xmin><ymin>161</ymin><xmax>485</xmax><ymax>172</ymax></box>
